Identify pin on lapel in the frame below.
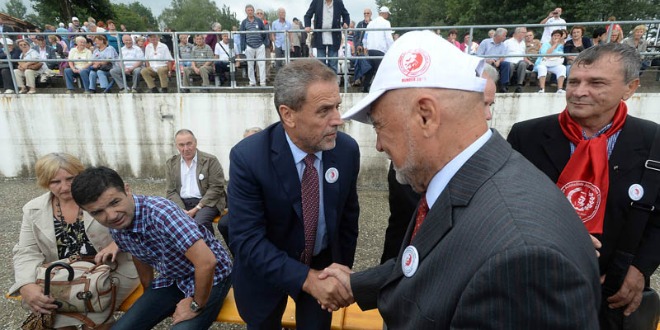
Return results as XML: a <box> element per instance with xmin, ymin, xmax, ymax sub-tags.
<box><xmin>198</xmin><ymin>173</ymin><xmax>205</xmax><ymax>181</ymax></box>
<box><xmin>325</xmin><ymin>168</ymin><xmax>339</xmax><ymax>183</ymax></box>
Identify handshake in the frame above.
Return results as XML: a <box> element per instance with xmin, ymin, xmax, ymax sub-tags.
<box><xmin>303</xmin><ymin>263</ymin><xmax>355</xmax><ymax>312</ymax></box>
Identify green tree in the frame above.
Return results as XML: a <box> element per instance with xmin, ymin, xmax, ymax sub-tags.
<box><xmin>4</xmin><ymin>0</ymin><xmax>28</xmax><ymax>20</ymax></box>
<box><xmin>29</xmin><ymin>0</ymin><xmax>114</xmax><ymax>26</ymax></box>
<box><xmin>159</xmin><ymin>0</ymin><xmax>239</xmax><ymax>32</ymax></box>
<box><xmin>111</xmin><ymin>2</ymin><xmax>158</xmax><ymax>32</ymax></box>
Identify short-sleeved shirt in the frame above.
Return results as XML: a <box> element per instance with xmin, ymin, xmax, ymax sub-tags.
<box><xmin>476</xmin><ymin>38</ymin><xmax>507</xmax><ymax>57</ymax></box>
<box><xmin>111</xmin><ymin>194</ymin><xmax>232</xmax><ymax>296</ymax></box>
<box><xmin>21</xmin><ymin>48</ymin><xmax>47</xmax><ymax>74</ymax></box>
<box><xmin>214</xmin><ymin>41</ymin><xmax>231</xmax><ymax>62</ymax></box>
<box><xmin>243</xmin><ymin>19</ymin><xmax>266</xmax><ymax>49</ymax></box>
<box><xmin>68</xmin><ymin>47</ymin><xmax>92</xmax><ymax>70</ymax></box>
<box><xmin>190</xmin><ymin>44</ymin><xmax>214</xmax><ymax>67</ymax></box>
<box><xmin>92</xmin><ymin>45</ymin><xmax>118</xmax><ymax>67</ymax></box>
<box><xmin>120</xmin><ymin>45</ymin><xmax>144</xmax><ymax>69</ymax></box>
<box><xmin>144</xmin><ymin>42</ymin><xmax>173</xmax><ymax>69</ymax></box>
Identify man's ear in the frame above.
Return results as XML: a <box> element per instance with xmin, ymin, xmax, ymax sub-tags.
<box><xmin>622</xmin><ymin>78</ymin><xmax>640</xmax><ymax>101</ymax></box>
<box><xmin>415</xmin><ymin>95</ymin><xmax>440</xmax><ymax>137</ymax></box>
<box><xmin>124</xmin><ymin>183</ymin><xmax>132</xmax><ymax>195</ymax></box>
<box><xmin>279</xmin><ymin>105</ymin><xmax>296</xmax><ymax>128</ymax></box>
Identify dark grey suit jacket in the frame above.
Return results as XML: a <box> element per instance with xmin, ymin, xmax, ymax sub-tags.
<box><xmin>351</xmin><ymin>131</ymin><xmax>601</xmax><ymax>329</ymax></box>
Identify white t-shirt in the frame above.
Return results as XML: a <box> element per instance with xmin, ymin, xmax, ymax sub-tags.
<box><xmin>214</xmin><ymin>41</ymin><xmax>231</xmax><ymax>61</ymax></box>
<box><xmin>541</xmin><ymin>17</ymin><xmax>566</xmax><ymax>43</ymax></box>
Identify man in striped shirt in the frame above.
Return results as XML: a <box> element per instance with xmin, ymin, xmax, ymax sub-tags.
<box><xmin>240</xmin><ymin>4</ymin><xmax>269</xmax><ymax>87</ymax></box>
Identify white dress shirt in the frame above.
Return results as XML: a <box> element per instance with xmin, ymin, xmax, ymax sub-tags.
<box><xmin>364</xmin><ymin>16</ymin><xmax>394</xmax><ymax>53</ymax></box>
<box><xmin>179</xmin><ymin>153</ymin><xmax>202</xmax><ymax>199</ymax></box>
<box><xmin>144</xmin><ymin>42</ymin><xmax>173</xmax><ymax>69</ymax></box>
<box><xmin>503</xmin><ymin>38</ymin><xmax>527</xmax><ymax>63</ymax></box>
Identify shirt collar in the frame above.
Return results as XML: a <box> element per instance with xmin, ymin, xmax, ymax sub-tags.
<box><xmin>425</xmin><ymin>129</ymin><xmax>493</xmax><ymax>209</ymax></box>
<box><xmin>180</xmin><ymin>151</ymin><xmax>198</xmax><ymax>165</ymax></box>
<box><xmin>285</xmin><ymin>131</ymin><xmax>322</xmax><ymax>164</ymax></box>
<box><xmin>583</xmin><ymin>122</ymin><xmax>613</xmax><ymax>140</ymax></box>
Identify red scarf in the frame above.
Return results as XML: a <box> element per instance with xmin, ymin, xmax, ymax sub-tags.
<box><xmin>556</xmin><ymin>101</ymin><xmax>627</xmax><ymax>234</ymax></box>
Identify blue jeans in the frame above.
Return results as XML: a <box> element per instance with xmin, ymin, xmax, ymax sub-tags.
<box><xmin>89</xmin><ymin>69</ymin><xmax>112</xmax><ymax>90</ymax></box>
<box><xmin>112</xmin><ymin>274</ymin><xmax>231</xmax><ymax>330</ymax></box>
<box><xmin>316</xmin><ymin>46</ymin><xmax>338</xmax><ymax>73</ymax></box>
<box><xmin>79</xmin><ymin>67</ymin><xmax>93</xmax><ymax>90</ymax></box>
<box><xmin>64</xmin><ymin>67</ymin><xmax>89</xmax><ymax>90</ymax></box>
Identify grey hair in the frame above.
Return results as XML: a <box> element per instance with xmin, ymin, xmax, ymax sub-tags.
<box><xmin>174</xmin><ymin>129</ymin><xmax>196</xmax><ymax>141</ymax></box>
<box><xmin>211</xmin><ymin>22</ymin><xmax>221</xmax><ymax>30</ymax></box>
<box><xmin>243</xmin><ymin>127</ymin><xmax>263</xmax><ymax>137</ymax></box>
<box><xmin>514</xmin><ymin>27</ymin><xmax>526</xmax><ymax>34</ymax></box>
<box><xmin>481</xmin><ymin>63</ymin><xmax>499</xmax><ymax>82</ymax></box>
<box><xmin>494</xmin><ymin>28</ymin><xmax>508</xmax><ymax>37</ymax></box>
<box><xmin>273</xmin><ymin>59</ymin><xmax>337</xmax><ymax>115</ymax></box>
<box><xmin>573</xmin><ymin>43</ymin><xmax>642</xmax><ymax>83</ymax></box>
<box><xmin>245</xmin><ymin>4</ymin><xmax>254</xmax><ymax>10</ymax></box>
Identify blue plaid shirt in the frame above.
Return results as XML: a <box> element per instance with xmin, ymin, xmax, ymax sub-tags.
<box><xmin>111</xmin><ymin>195</ymin><xmax>232</xmax><ymax>297</ymax></box>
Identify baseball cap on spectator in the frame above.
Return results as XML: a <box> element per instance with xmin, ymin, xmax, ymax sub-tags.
<box><xmin>379</xmin><ymin>6</ymin><xmax>391</xmax><ymax>14</ymax></box>
<box><xmin>342</xmin><ymin>30</ymin><xmax>486</xmax><ymax>123</ymax></box>
<box><xmin>72</xmin><ymin>17</ymin><xmax>79</xmax><ymax>22</ymax></box>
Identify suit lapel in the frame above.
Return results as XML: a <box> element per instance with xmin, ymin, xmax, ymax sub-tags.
<box><xmin>542</xmin><ymin>117</ymin><xmax>571</xmax><ymax>174</ymax></box>
<box><xmin>384</xmin><ymin>132</ymin><xmax>513</xmax><ymax>285</ymax></box>
<box><xmin>322</xmin><ymin>149</ymin><xmax>339</xmax><ymax>240</ymax></box>
<box><xmin>271</xmin><ymin>124</ymin><xmax>303</xmax><ymax>221</ymax></box>
<box><xmin>33</xmin><ymin>193</ymin><xmax>57</xmax><ymax>254</ymax></box>
<box><xmin>196</xmin><ymin>151</ymin><xmax>206</xmax><ymax>191</ymax></box>
<box><xmin>174</xmin><ymin>155</ymin><xmax>183</xmax><ymax>192</ymax></box>
<box><xmin>609</xmin><ymin>118</ymin><xmax>648</xmax><ymax>173</ymax></box>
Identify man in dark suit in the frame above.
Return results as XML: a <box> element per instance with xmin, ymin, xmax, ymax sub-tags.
<box><xmin>323</xmin><ymin>30</ymin><xmax>600</xmax><ymax>329</ymax></box>
<box><xmin>508</xmin><ymin>43</ymin><xmax>660</xmax><ymax>330</ymax></box>
<box><xmin>165</xmin><ymin>129</ymin><xmax>227</xmax><ymax>236</ymax></box>
<box><xmin>303</xmin><ymin>0</ymin><xmax>350</xmax><ymax>74</ymax></box>
<box><xmin>227</xmin><ymin>59</ymin><xmax>360</xmax><ymax>329</ymax></box>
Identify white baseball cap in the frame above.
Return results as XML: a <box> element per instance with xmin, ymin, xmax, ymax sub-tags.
<box><xmin>0</xmin><ymin>38</ymin><xmax>13</xmax><ymax>45</ymax></box>
<box><xmin>72</xmin><ymin>17</ymin><xmax>79</xmax><ymax>21</ymax></box>
<box><xmin>379</xmin><ymin>6</ymin><xmax>391</xmax><ymax>14</ymax></box>
<box><xmin>342</xmin><ymin>30</ymin><xmax>486</xmax><ymax>123</ymax></box>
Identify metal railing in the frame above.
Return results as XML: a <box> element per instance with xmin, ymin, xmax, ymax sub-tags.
<box><xmin>1</xmin><ymin>19</ymin><xmax>659</xmax><ymax>95</ymax></box>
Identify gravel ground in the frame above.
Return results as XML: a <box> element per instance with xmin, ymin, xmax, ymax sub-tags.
<box><xmin>1</xmin><ymin>178</ymin><xmax>658</xmax><ymax>329</ymax></box>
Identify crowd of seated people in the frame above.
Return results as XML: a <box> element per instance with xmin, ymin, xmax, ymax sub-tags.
<box><xmin>1</xmin><ymin>10</ymin><xmax>658</xmax><ymax>95</ymax></box>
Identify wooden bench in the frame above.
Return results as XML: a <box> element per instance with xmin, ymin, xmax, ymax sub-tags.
<box><xmin>118</xmin><ymin>285</ymin><xmax>382</xmax><ymax>329</ymax></box>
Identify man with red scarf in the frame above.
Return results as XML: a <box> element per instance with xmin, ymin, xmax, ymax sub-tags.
<box><xmin>508</xmin><ymin>43</ymin><xmax>660</xmax><ymax>330</ymax></box>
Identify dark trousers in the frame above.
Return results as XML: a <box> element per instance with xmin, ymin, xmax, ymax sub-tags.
<box><xmin>112</xmin><ymin>275</ymin><xmax>231</xmax><ymax>330</ymax></box>
<box><xmin>363</xmin><ymin>49</ymin><xmax>384</xmax><ymax>93</ymax></box>
<box><xmin>246</xmin><ymin>249</ymin><xmax>333</xmax><ymax>330</ymax></box>
<box><xmin>1</xmin><ymin>67</ymin><xmax>15</xmax><ymax>90</ymax></box>
<box><xmin>214</xmin><ymin>61</ymin><xmax>229</xmax><ymax>85</ymax></box>
<box><xmin>182</xmin><ymin>197</ymin><xmax>219</xmax><ymax>235</ymax></box>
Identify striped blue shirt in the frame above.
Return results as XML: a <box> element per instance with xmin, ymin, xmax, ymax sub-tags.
<box><xmin>111</xmin><ymin>195</ymin><xmax>232</xmax><ymax>297</ymax></box>
<box><xmin>569</xmin><ymin>122</ymin><xmax>620</xmax><ymax>159</ymax></box>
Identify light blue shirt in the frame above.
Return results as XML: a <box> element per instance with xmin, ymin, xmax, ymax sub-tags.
<box><xmin>476</xmin><ymin>38</ymin><xmax>507</xmax><ymax>57</ymax></box>
<box><xmin>426</xmin><ymin>129</ymin><xmax>493</xmax><ymax>209</ymax></box>
<box><xmin>285</xmin><ymin>132</ymin><xmax>328</xmax><ymax>255</ymax></box>
<box><xmin>271</xmin><ymin>19</ymin><xmax>292</xmax><ymax>49</ymax></box>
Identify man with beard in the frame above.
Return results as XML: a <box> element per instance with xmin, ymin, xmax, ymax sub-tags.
<box><xmin>226</xmin><ymin>59</ymin><xmax>360</xmax><ymax>329</ymax></box>
<box><xmin>320</xmin><ymin>30</ymin><xmax>600</xmax><ymax>329</ymax></box>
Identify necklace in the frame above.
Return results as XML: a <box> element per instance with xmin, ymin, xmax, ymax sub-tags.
<box><xmin>54</xmin><ymin>197</ymin><xmax>86</xmax><ymax>256</ymax></box>
<box><xmin>54</xmin><ymin>197</ymin><xmax>83</xmax><ymax>223</ymax></box>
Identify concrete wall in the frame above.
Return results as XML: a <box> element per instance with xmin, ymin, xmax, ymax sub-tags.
<box><xmin>1</xmin><ymin>93</ymin><xmax>659</xmax><ymax>185</ymax></box>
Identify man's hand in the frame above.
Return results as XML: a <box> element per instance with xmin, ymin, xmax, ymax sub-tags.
<box><xmin>172</xmin><ymin>296</ymin><xmax>199</xmax><ymax>325</ymax></box>
<box><xmin>185</xmin><ymin>207</ymin><xmax>199</xmax><ymax>218</ymax></box>
<box><xmin>305</xmin><ymin>27</ymin><xmax>311</xmax><ymax>33</ymax></box>
<box><xmin>302</xmin><ymin>269</ymin><xmax>353</xmax><ymax>312</ymax></box>
<box><xmin>318</xmin><ymin>263</ymin><xmax>353</xmax><ymax>310</ymax></box>
<box><xmin>590</xmin><ymin>234</ymin><xmax>602</xmax><ymax>257</ymax></box>
<box><xmin>94</xmin><ymin>241</ymin><xmax>119</xmax><ymax>264</ymax></box>
<box><xmin>606</xmin><ymin>265</ymin><xmax>645</xmax><ymax>316</ymax></box>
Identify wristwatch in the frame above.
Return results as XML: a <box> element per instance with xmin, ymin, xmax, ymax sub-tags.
<box><xmin>195</xmin><ymin>204</ymin><xmax>202</xmax><ymax>210</ymax></box>
<box><xmin>190</xmin><ymin>299</ymin><xmax>204</xmax><ymax>313</ymax></box>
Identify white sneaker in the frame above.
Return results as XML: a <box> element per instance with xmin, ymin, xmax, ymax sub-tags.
<box><xmin>4</xmin><ymin>89</ymin><xmax>14</xmax><ymax>94</ymax></box>
<box><xmin>537</xmin><ymin>89</ymin><xmax>545</xmax><ymax>93</ymax></box>
<box><xmin>40</xmin><ymin>75</ymin><xmax>48</xmax><ymax>83</ymax></box>
<box><xmin>556</xmin><ymin>89</ymin><xmax>565</xmax><ymax>94</ymax></box>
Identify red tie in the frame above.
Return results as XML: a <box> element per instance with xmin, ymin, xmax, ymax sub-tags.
<box><xmin>410</xmin><ymin>195</ymin><xmax>428</xmax><ymax>242</ymax></box>
<box><xmin>301</xmin><ymin>154</ymin><xmax>319</xmax><ymax>265</ymax></box>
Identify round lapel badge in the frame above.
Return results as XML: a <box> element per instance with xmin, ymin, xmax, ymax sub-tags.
<box><xmin>325</xmin><ymin>167</ymin><xmax>339</xmax><ymax>183</ymax></box>
<box><xmin>401</xmin><ymin>245</ymin><xmax>419</xmax><ymax>277</ymax></box>
<box><xmin>628</xmin><ymin>184</ymin><xmax>644</xmax><ymax>201</ymax></box>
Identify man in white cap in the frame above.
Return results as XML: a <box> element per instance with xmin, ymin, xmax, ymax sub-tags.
<box><xmin>320</xmin><ymin>30</ymin><xmax>601</xmax><ymax>329</ymax></box>
<box><xmin>361</xmin><ymin>6</ymin><xmax>393</xmax><ymax>92</ymax></box>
